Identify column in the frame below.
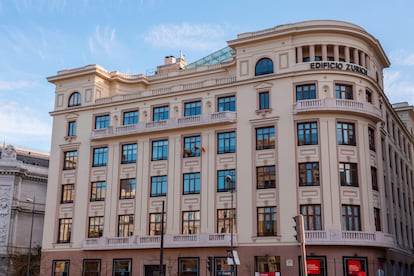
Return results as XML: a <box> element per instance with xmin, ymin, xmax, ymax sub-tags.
<box><xmin>360</xmin><ymin>52</ymin><xmax>366</xmax><ymax>67</ymax></box>
<box><xmin>353</xmin><ymin>48</ymin><xmax>359</xmax><ymax>65</ymax></box>
<box><xmin>334</xmin><ymin>45</ymin><xmax>339</xmax><ymax>61</ymax></box>
<box><xmin>296</xmin><ymin>47</ymin><xmax>303</xmax><ymax>63</ymax></box>
<box><xmin>309</xmin><ymin>45</ymin><xmax>315</xmax><ymax>62</ymax></box>
<box><xmin>344</xmin><ymin>47</ymin><xmax>350</xmax><ymax>63</ymax></box>
<box><xmin>322</xmin><ymin>44</ymin><xmax>327</xmax><ymax>61</ymax></box>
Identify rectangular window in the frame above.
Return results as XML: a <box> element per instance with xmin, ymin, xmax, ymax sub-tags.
<box><xmin>374</xmin><ymin>207</ymin><xmax>381</xmax><ymax>231</ymax></box>
<box><xmin>215</xmin><ymin>257</ymin><xmax>233</xmax><ymax>275</ymax></box>
<box><xmin>123</xmin><ymin>110</ymin><xmax>138</xmax><ymax>125</ymax></box>
<box><xmin>93</xmin><ymin>147</ymin><xmax>108</xmax><ymax>167</ymax></box>
<box><xmin>296</xmin><ymin>84</ymin><xmax>316</xmax><ymax>101</ymax></box>
<box><xmin>95</xmin><ymin>114</ymin><xmax>110</xmax><ymax>129</ymax></box>
<box><xmin>257</xmin><ymin>165</ymin><xmax>276</xmax><ymax>189</ymax></box>
<box><xmin>299</xmin><ymin>162</ymin><xmax>320</xmax><ymax>186</ymax></box>
<box><xmin>217</xmin><ymin>209</ymin><xmax>236</xmax><ymax>234</ymax></box>
<box><xmin>343</xmin><ymin>257</ymin><xmax>367</xmax><ymax>276</ymax></box>
<box><xmin>368</xmin><ymin>127</ymin><xmax>376</xmax><ymax>151</ymax></box>
<box><xmin>61</xmin><ymin>184</ymin><xmax>74</xmax><ymax>204</ymax></box>
<box><xmin>149</xmin><ymin>212</ymin><xmax>166</xmax><ymax>236</ymax></box>
<box><xmin>183</xmin><ymin>172</ymin><xmax>201</xmax><ymax>194</ymax></box>
<box><xmin>178</xmin><ymin>258</ymin><xmax>199</xmax><ymax>276</ymax></box>
<box><xmin>113</xmin><ymin>259</ymin><xmax>132</xmax><ymax>276</ymax></box>
<box><xmin>371</xmin><ymin>166</ymin><xmax>378</xmax><ymax>191</ymax></box>
<box><xmin>300</xmin><ymin>204</ymin><xmax>322</xmax><ymax>230</ymax></box>
<box><xmin>120</xmin><ymin>178</ymin><xmax>136</xmax><ymax>199</ymax></box>
<box><xmin>297</xmin><ymin>122</ymin><xmax>318</xmax><ymax>145</ymax></box>
<box><xmin>217</xmin><ymin>95</ymin><xmax>236</xmax><ymax>112</ymax></box>
<box><xmin>337</xmin><ymin>122</ymin><xmax>356</xmax><ymax>146</ymax></box>
<box><xmin>342</xmin><ymin>205</ymin><xmax>361</xmax><ymax>231</ymax></box>
<box><xmin>339</xmin><ymin>162</ymin><xmax>358</xmax><ymax>187</ymax></box>
<box><xmin>63</xmin><ymin>150</ymin><xmax>77</xmax><ymax>170</ymax></box>
<box><xmin>152</xmin><ymin>140</ymin><xmax>168</xmax><ymax>161</ymax></box>
<box><xmin>255</xmin><ymin>256</ymin><xmax>281</xmax><ymax>274</ymax></box>
<box><xmin>182</xmin><ymin>210</ymin><xmax>200</xmax><ymax>235</ymax></box>
<box><xmin>58</xmin><ymin>218</ymin><xmax>72</xmax><ymax>243</ymax></box>
<box><xmin>259</xmin><ymin>91</ymin><xmax>270</xmax><ymax>110</ymax></box>
<box><xmin>91</xmin><ymin>181</ymin><xmax>106</xmax><ymax>201</ymax></box>
<box><xmin>183</xmin><ymin>136</ymin><xmax>201</xmax><ymax>158</ymax></box>
<box><xmin>184</xmin><ymin>101</ymin><xmax>201</xmax><ymax>116</ymax></box>
<box><xmin>217</xmin><ymin>131</ymin><xmax>236</xmax><ymax>154</ymax></box>
<box><xmin>151</xmin><ymin>175</ymin><xmax>167</xmax><ymax>197</ymax></box>
<box><xmin>366</xmin><ymin>89</ymin><xmax>373</xmax><ymax>103</ymax></box>
<box><xmin>335</xmin><ymin>84</ymin><xmax>353</xmax><ymax>99</ymax></box>
<box><xmin>121</xmin><ymin>144</ymin><xmax>137</xmax><ymax>164</ymax></box>
<box><xmin>256</xmin><ymin>127</ymin><xmax>275</xmax><ymax>150</ymax></box>
<box><xmin>67</xmin><ymin>121</ymin><xmax>76</xmax><ymax>137</ymax></box>
<box><xmin>300</xmin><ymin>257</ymin><xmax>327</xmax><ymax>276</ymax></box>
<box><xmin>118</xmin><ymin>215</ymin><xmax>134</xmax><ymax>237</ymax></box>
<box><xmin>88</xmin><ymin>216</ymin><xmax>104</xmax><ymax>238</ymax></box>
<box><xmin>257</xmin><ymin>206</ymin><xmax>277</xmax><ymax>236</ymax></box>
<box><xmin>83</xmin><ymin>259</ymin><xmax>101</xmax><ymax>276</ymax></box>
<box><xmin>153</xmin><ymin>105</ymin><xmax>169</xmax><ymax>121</ymax></box>
<box><xmin>52</xmin><ymin>260</ymin><xmax>70</xmax><ymax>276</ymax></box>
<box><xmin>217</xmin><ymin>169</ymin><xmax>236</xmax><ymax>192</ymax></box>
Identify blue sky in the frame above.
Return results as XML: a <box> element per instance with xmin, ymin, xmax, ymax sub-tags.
<box><xmin>1</xmin><ymin>0</ymin><xmax>414</xmax><ymax>152</ymax></box>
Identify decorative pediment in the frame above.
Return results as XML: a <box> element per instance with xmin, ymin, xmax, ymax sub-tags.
<box><xmin>65</xmin><ymin>112</ymin><xmax>79</xmax><ymax>120</ymax></box>
<box><xmin>254</xmin><ymin>82</ymin><xmax>273</xmax><ymax>92</ymax></box>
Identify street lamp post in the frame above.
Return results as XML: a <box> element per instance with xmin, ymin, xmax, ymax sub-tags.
<box><xmin>225</xmin><ymin>175</ymin><xmax>235</xmax><ymax>275</ymax></box>
<box><xmin>26</xmin><ymin>197</ymin><xmax>35</xmax><ymax>276</ymax></box>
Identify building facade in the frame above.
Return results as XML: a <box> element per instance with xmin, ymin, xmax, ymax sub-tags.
<box><xmin>41</xmin><ymin>20</ymin><xmax>414</xmax><ymax>276</ymax></box>
<box><xmin>0</xmin><ymin>144</ymin><xmax>48</xmax><ymax>275</ymax></box>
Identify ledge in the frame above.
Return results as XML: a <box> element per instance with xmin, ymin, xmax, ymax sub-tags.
<box><xmin>305</xmin><ymin>230</ymin><xmax>394</xmax><ymax>247</ymax></box>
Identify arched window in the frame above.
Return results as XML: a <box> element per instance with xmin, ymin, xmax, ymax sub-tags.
<box><xmin>68</xmin><ymin>92</ymin><xmax>81</xmax><ymax>107</ymax></box>
<box><xmin>255</xmin><ymin>58</ymin><xmax>274</xmax><ymax>76</ymax></box>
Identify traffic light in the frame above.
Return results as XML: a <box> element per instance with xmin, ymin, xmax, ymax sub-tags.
<box><xmin>207</xmin><ymin>256</ymin><xmax>213</xmax><ymax>272</ymax></box>
<box><xmin>293</xmin><ymin>215</ymin><xmax>304</xmax><ymax>243</ymax></box>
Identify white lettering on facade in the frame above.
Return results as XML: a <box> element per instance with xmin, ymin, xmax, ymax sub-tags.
<box><xmin>310</xmin><ymin>62</ymin><xmax>367</xmax><ymax>75</ymax></box>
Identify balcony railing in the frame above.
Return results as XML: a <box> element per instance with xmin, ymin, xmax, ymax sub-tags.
<box><xmin>82</xmin><ymin>233</ymin><xmax>236</xmax><ymax>250</ymax></box>
<box><xmin>91</xmin><ymin>111</ymin><xmax>236</xmax><ymax>140</ymax></box>
<box><xmin>293</xmin><ymin>98</ymin><xmax>382</xmax><ymax>121</ymax></box>
<box><xmin>305</xmin><ymin>230</ymin><xmax>394</xmax><ymax>247</ymax></box>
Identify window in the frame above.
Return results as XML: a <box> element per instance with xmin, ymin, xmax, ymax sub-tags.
<box><xmin>337</xmin><ymin>122</ymin><xmax>356</xmax><ymax>146</ymax></box>
<box><xmin>121</xmin><ymin>144</ymin><xmax>137</xmax><ymax>164</ymax></box>
<box><xmin>257</xmin><ymin>206</ymin><xmax>277</xmax><ymax>236</ymax></box>
<box><xmin>259</xmin><ymin>91</ymin><xmax>270</xmax><ymax>110</ymax></box>
<box><xmin>296</xmin><ymin>84</ymin><xmax>316</xmax><ymax>101</ymax></box>
<box><xmin>217</xmin><ymin>209</ymin><xmax>236</xmax><ymax>234</ymax></box>
<box><xmin>95</xmin><ymin>115</ymin><xmax>110</xmax><ymax>129</ymax></box>
<box><xmin>149</xmin><ymin>213</ymin><xmax>166</xmax><ymax>236</ymax></box>
<box><xmin>300</xmin><ymin>204</ymin><xmax>322</xmax><ymax>230</ymax></box>
<box><xmin>182</xmin><ymin>211</ymin><xmax>200</xmax><ymax>234</ymax></box>
<box><xmin>120</xmin><ymin>178</ymin><xmax>136</xmax><ymax>199</ymax></box>
<box><xmin>215</xmin><ymin>257</ymin><xmax>233</xmax><ymax>275</ymax></box>
<box><xmin>88</xmin><ymin>216</ymin><xmax>104</xmax><ymax>238</ymax></box>
<box><xmin>153</xmin><ymin>105</ymin><xmax>169</xmax><ymax>121</ymax></box>
<box><xmin>67</xmin><ymin>121</ymin><xmax>76</xmax><ymax>137</ymax></box>
<box><xmin>183</xmin><ymin>172</ymin><xmax>200</xmax><ymax>194</ymax></box>
<box><xmin>93</xmin><ymin>147</ymin><xmax>108</xmax><ymax>167</ymax></box>
<box><xmin>184</xmin><ymin>101</ymin><xmax>201</xmax><ymax>116</ymax></box>
<box><xmin>118</xmin><ymin>215</ymin><xmax>134</xmax><ymax>237</ymax></box>
<box><xmin>339</xmin><ymin>162</ymin><xmax>358</xmax><ymax>187</ymax></box>
<box><xmin>183</xmin><ymin>136</ymin><xmax>201</xmax><ymax>158</ymax></box>
<box><xmin>151</xmin><ymin>175</ymin><xmax>167</xmax><ymax>197</ymax></box>
<box><xmin>297</xmin><ymin>122</ymin><xmax>318</xmax><ymax>145</ymax></box>
<box><xmin>257</xmin><ymin>166</ymin><xmax>276</xmax><ymax>189</ymax></box>
<box><xmin>217</xmin><ymin>131</ymin><xmax>236</xmax><ymax>154</ymax></box>
<box><xmin>52</xmin><ymin>260</ymin><xmax>70</xmax><ymax>276</ymax></box>
<box><xmin>123</xmin><ymin>110</ymin><xmax>138</xmax><ymax>125</ymax></box>
<box><xmin>366</xmin><ymin>89</ymin><xmax>373</xmax><ymax>103</ymax></box>
<box><xmin>255</xmin><ymin>58</ymin><xmax>274</xmax><ymax>76</ymax></box>
<box><xmin>300</xmin><ymin>257</ymin><xmax>327</xmax><ymax>276</ymax></box>
<box><xmin>63</xmin><ymin>150</ymin><xmax>77</xmax><ymax>170</ymax></box>
<box><xmin>58</xmin><ymin>218</ymin><xmax>72</xmax><ymax>243</ymax></box>
<box><xmin>217</xmin><ymin>169</ymin><xmax>236</xmax><ymax>192</ymax></box>
<box><xmin>256</xmin><ymin>127</ymin><xmax>275</xmax><ymax>150</ymax></box>
<box><xmin>299</xmin><ymin>162</ymin><xmax>320</xmax><ymax>186</ymax></box>
<box><xmin>152</xmin><ymin>140</ymin><xmax>168</xmax><ymax>161</ymax></box>
<box><xmin>113</xmin><ymin>259</ymin><xmax>132</xmax><ymax>276</ymax></box>
<box><xmin>343</xmin><ymin>257</ymin><xmax>367</xmax><ymax>276</ymax></box>
<box><xmin>61</xmin><ymin>184</ymin><xmax>74</xmax><ymax>204</ymax></box>
<box><xmin>68</xmin><ymin>92</ymin><xmax>81</xmax><ymax>107</ymax></box>
<box><xmin>179</xmin><ymin>258</ymin><xmax>199</xmax><ymax>276</ymax></box>
<box><xmin>374</xmin><ymin>208</ymin><xmax>381</xmax><ymax>231</ymax></box>
<box><xmin>83</xmin><ymin>259</ymin><xmax>101</xmax><ymax>276</ymax></box>
<box><xmin>371</xmin><ymin>166</ymin><xmax>378</xmax><ymax>191</ymax></box>
<box><xmin>91</xmin><ymin>181</ymin><xmax>106</xmax><ymax>201</ymax></box>
<box><xmin>255</xmin><ymin>256</ymin><xmax>281</xmax><ymax>274</ymax></box>
<box><xmin>342</xmin><ymin>205</ymin><xmax>361</xmax><ymax>231</ymax></box>
<box><xmin>368</xmin><ymin>127</ymin><xmax>375</xmax><ymax>151</ymax></box>
<box><xmin>217</xmin><ymin>95</ymin><xmax>236</xmax><ymax>112</ymax></box>
<box><xmin>335</xmin><ymin>84</ymin><xmax>353</xmax><ymax>99</ymax></box>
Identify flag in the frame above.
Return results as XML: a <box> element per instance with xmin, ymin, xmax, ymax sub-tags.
<box><xmin>183</xmin><ymin>149</ymin><xmax>192</xmax><ymax>155</ymax></box>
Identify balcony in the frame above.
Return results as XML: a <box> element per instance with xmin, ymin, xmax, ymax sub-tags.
<box><xmin>293</xmin><ymin>99</ymin><xmax>382</xmax><ymax>121</ymax></box>
<box><xmin>82</xmin><ymin>233</ymin><xmax>236</xmax><ymax>250</ymax></box>
<box><xmin>305</xmin><ymin>230</ymin><xmax>394</xmax><ymax>247</ymax></box>
<box><xmin>91</xmin><ymin>111</ymin><xmax>236</xmax><ymax>140</ymax></box>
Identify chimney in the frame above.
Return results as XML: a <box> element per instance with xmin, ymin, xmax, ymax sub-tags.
<box><xmin>164</xmin><ymin>55</ymin><xmax>176</xmax><ymax>65</ymax></box>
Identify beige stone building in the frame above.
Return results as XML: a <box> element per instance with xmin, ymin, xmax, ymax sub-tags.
<box><xmin>41</xmin><ymin>20</ymin><xmax>414</xmax><ymax>275</ymax></box>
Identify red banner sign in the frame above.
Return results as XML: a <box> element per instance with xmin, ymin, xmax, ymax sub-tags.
<box><xmin>307</xmin><ymin>259</ymin><xmax>321</xmax><ymax>274</ymax></box>
<box><xmin>348</xmin><ymin>260</ymin><xmax>361</xmax><ymax>275</ymax></box>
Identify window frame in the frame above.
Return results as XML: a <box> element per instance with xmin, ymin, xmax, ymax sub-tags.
<box><xmin>151</xmin><ymin>140</ymin><xmax>168</xmax><ymax>161</ymax></box>
<box><xmin>150</xmin><ymin>175</ymin><xmax>167</xmax><ymax>197</ymax></box>
<box><xmin>52</xmin><ymin>260</ymin><xmax>70</xmax><ymax>276</ymax></box>
<box><xmin>217</xmin><ymin>131</ymin><xmax>236</xmax><ymax>154</ymax></box>
<box><xmin>337</xmin><ymin>122</ymin><xmax>356</xmax><ymax>146</ymax></box>
<box><xmin>217</xmin><ymin>169</ymin><xmax>236</xmax><ymax>192</ymax></box>
<box><xmin>61</xmin><ymin>184</ymin><xmax>74</xmax><ymax>204</ymax></box>
<box><xmin>88</xmin><ymin>216</ymin><xmax>104</xmax><ymax>238</ymax></box>
<box><xmin>184</xmin><ymin>101</ymin><xmax>202</xmax><ymax>117</ymax></box>
<box><xmin>153</xmin><ymin>105</ymin><xmax>169</xmax><ymax>121</ymax></box>
<box><xmin>335</xmin><ymin>83</ymin><xmax>354</xmax><ymax>100</ymax></box>
<box><xmin>298</xmin><ymin>162</ymin><xmax>320</xmax><ymax>186</ymax></box>
<box><xmin>67</xmin><ymin>120</ymin><xmax>77</xmax><ymax>137</ymax></box>
<box><xmin>121</xmin><ymin>143</ymin><xmax>137</xmax><ymax>164</ymax></box>
<box><xmin>123</xmin><ymin>110</ymin><xmax>138</xmax><ymax>125</ymax></box>
<box><xmin>256</xmin><ymin>126</ymin><xmax>275</xmax><ymax>150</ymax></box>
<box><xmin>343</xmin><ymin>257</ymin><xmax>367</xmax><ymax>276</ymax></box>
<box><xmin>183</xmin><ymin>172</ymin><xmax>201</xmax><ymax>195</ymax></box>
<box><xmin>82</xmin><ymin>259</ymin><xmax>101</xmax><ymax>276</ymax></box>
<box><xmin>63</xmin><ymin>150</ymin><xmax>77</xmax><ymax>170</ymax></box>
<box><xmin>297</xmin><ymin>121</ymin><xmax>318</xmax><ymax>146</ymax></box>
<box><xmin>368</xmin><ymin>126</ymin><xmax>376</xmax><ymax>151</ymax></box>
<box><xmin>120</xmin><ymin>178</ymin><xmax>136</xmax><ymax>200</ymax></box>
<box><xmin>257</xmin><ymin>206</ymin><xmax>277</xmax><ymax>236</ymax></box>
<box><xmin>178</xmin><ymin>257</ymin><xmax>200</xmax><ymax>276</ymax></box>
<box><xmin>149</xmin><ymin>212</ymin><xmax>166</xmax><ymax>236</ymax></box>
<box><xmin>371</xmin><ymin>166</ymin><xmax>378</xmax><ymax>191</ymax></box>
<box><xmin>258</xmin><ymin>91</ymin><xmax>270</xmax><ymax>110</ymax></box>
<box><xmin>92</xmin><ymin>147</ymin><xmax>108</xmax><ymax>167</ymax></box>
<box><xmin>183</xmin><ymin>135</ymin><xmax>201</xmax><ymax>158</ymax></box>
<box><xmin>296</xmin><ymin>83</ymin><xmax>316</xmax><ymax>101</ymax></box>
<box><xmin>256</xmin><ymin>165</ymin><xmax>276</xmax><ymax>189</ymax></box>
<box><xmin>341</xmin><ymin>205</ymin><xmax>361</xmax><ymax>231</ymax></box>
<box><xmin>118</xmin><ymin>215</ymin><xmax>134</xmax><ymax>237</ymax></box>
<box><xmin>300</xmin><ymin>204</ymin><xmax>322</xmax><ymax>231</ymax></box>
<box><xmin>217</xmin><ymin>95</ymin><xmax>236</xmax><ymax>112</ymax></box>
<box><xmin>255</xmin><ymin>58</ymin><xmax>274</xmax><ymax>76</ymax></box>
<box><xmin>339</xmin><ymin>162</ymin><xmax>359</xmax><ymax>187</ymax></box>
<box><xmin>90</xmin><ymin>181</ymin><xmax>106</xmax><ymax>201</ymax></box>
<box><xmin>182</xmin><ymin>210</ymin><xmax>200</xmax><ymax>235</ymax></box>
<box><xmin>57</xmin><ymin>218</ymin><xmax>72</xmax><ymax>243</ymax></box>
<box><xmin>217</xmin><ymin>208</ymin><xmax>236</xmax><ymax>234</ymax></box>
<box><xmin>113</xmin><ymin>259</ymin><xmax>132</xmax><ymax>276</ymax></box>
<box><xmin>94</xmin><ymin>114</ymin><xmax>110</xmax><ymax>129</ymax></box>
<box><xmin>68</xmin><ymin>92</ymin><xmax>81</xmax><ymax>107</ymax></box>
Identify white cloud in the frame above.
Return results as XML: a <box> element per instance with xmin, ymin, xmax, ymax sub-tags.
<box><xmin>389</xmin><ymin>49</ymin><xmax>414</xmax><ymax>66</ymax></box>
<box><xmin>144</xmin><ymin>23</ymin><xmax>227</xmax><ymax>51</ymax></box>
<box><xmin>88</xmin><ymin>25</ymin><xmax>117</xmax><ymax>56</ymax></box>
<box><xmin>0</xmin><ymin>79</ymin><xmax>32</xmax><ymax>91</ymax></box>
<box><xmin>384</xmin><ymin>70</ymin><xmax>414</xmax><ymax>104</ymax></box>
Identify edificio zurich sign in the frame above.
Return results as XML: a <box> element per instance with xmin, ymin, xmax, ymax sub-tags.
<box><xmin>310</xmin><ymin>62</ymin><xmax>368</xmax><ymax>76</ymax></box>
